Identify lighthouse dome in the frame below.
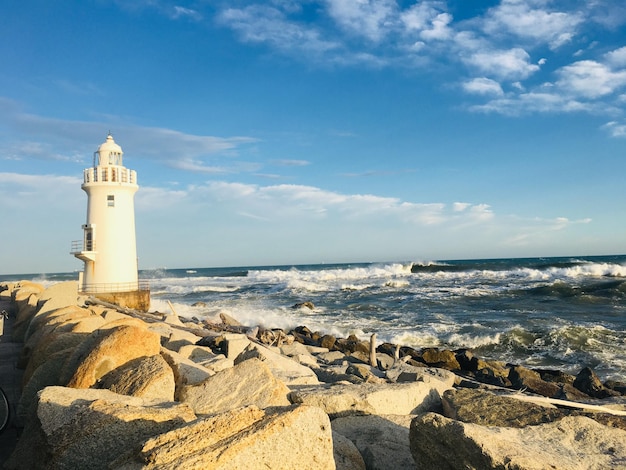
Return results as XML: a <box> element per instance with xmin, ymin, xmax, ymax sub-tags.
<box><xmin>95</xmin><ymin>133</ymin><xmax>124</xmax><ymax>166</ymax></box>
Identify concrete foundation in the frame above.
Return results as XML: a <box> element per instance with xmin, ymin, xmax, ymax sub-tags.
<box><xmin>91</xmin><ymin>289</ymin><xmax>150</xmax><ymax>312</ymax></box>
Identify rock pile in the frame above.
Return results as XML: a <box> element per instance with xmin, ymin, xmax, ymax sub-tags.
<box><xmin>2</xmin><ymin>281</ymin><xmax>626</xmax><ymax>469</ymax></box>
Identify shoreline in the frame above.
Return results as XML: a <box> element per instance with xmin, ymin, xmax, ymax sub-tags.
<box><xmin>2</xmin><ymin>279</ymin><xmax>626</xmax><ymax>469</ymax></box>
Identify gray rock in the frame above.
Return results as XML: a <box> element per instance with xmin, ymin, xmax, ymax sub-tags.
<box><xmin>442</xmin><ymin>388</ymin><xmax>564</xmax><ymax>427</ymax></box>
<box><xmin>332</xmin><ymin>431</ymin><xmax>366</xmax><ymax>470</ymax></box>
<box><xmin>333</xmin><ymin>415</ymin><xmax>415</xmax><ymax>470</ymax></box>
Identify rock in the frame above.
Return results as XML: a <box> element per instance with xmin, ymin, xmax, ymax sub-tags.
<box><xmin>11</xmin><ymin>293</ymin><xmax>39</xmax><ymax>342</ymax></box>
<box><xmin>508</xmin><ymin>364</ymin><xmax>561</xmax><ymax>398</ymax></box>
<box><xmin>235</xmin><ymin>342</ymin><xmax>320</xmax><ymax>386</ymax></box>
<box><xmin>335</xmin><ymin>335</ymin><xmax>370</xmax><ymax>355</ymax></box>
<box><xmin>61</xmin><ymin>325</ymin><xmax>162</xmax><ymax>388</ymax></box>
<box><xmin>177</xmin><ymin>344</ymin><xmax>219</xmax><ymax>363</ymax></box>
<box><xmin>159</xmin><ymin>347</ymin><xmax>214</xmax><ymax>394</ymax></box>
<box><xmin>605</xmin><ymin>380</ymin><xmax>626</xmax><ymax>395</ymax></box>
<box><xmin>421</xmin><ymin>348</ymin><xmax>460</xmax><ymax>370</ymax></box>
<box><xmin>346</xmin><ymin>363</ymin><xmax>385</xmax><ymax>383</ymax></box>
<box><xmin>95</xmin><ymin>354</ymin><xmax>175</xmax><ymax>401</ymax></box>
<box><xmin>279</xmin><ymin>341</ymin><xmax>313</xmax><ymax>358</ymax></box>
<box><xmin>574</xmin><ymin>367</ymin><xmax>619</xmax><ymax>398</ymax></box>
<box><xmin>191</xmin><ymin>301</ymin><xmax>207</xmax><ymax>307</ymax></box>
<box><xmin>317</xmin><ymin>350</ymin><xmax>349</xmax><ymax>365</ymax></box>
<box><xmin>386</xmin><ymin>362</ymin><xmax>433</xmax><ymax>383</ymax></box>
<box><xmin>35</xmin><ymin>281</ymin><xmax>79</xmax><ymax>316</ymax></box>
<box><xmin>22</xmin><ymin>331</ymin><xmax>90</xmax><ymax>387</ymax></box>
<box><xmin>289</xmin><ymin>369</ymin><xmax>454</xmax><ymax>418</ymax></box>
<box><xmin>178</xmin><ymin>358</ymin><xmax>291</xmax><ymax>415</ymax></box>
<box><xmin>219</xmin><ymin>311</ymin><xmax>242</xmax><ymax>326</ymax></box>
<box><xmin>320</xmin><ymin>334</ymin><xmax>337</xmax><ymax>350</ymax></box>
<box><xmin>112</xmin><ymin>405</ymin><xmax>335</xmax><ymax>470</ymax></box>
<box><xmin>17</xmin><ymin>348</ymin><xmax>75</xmax><ymax>425</ymax></box>
<box><xmin>5</xmin><ymin>386</ymin><xmax>196</xmax><ymax>470</ymax></box>
<box><xmin>333</xmin><ymin>414</ymin><xmax>415</xmax><ymax>470</ymax></box>
<box><xmin>441</xmin><ymin>388</ymin><xmax>565</xmax><ymax>427</ymax></box>
<box><xmin>223</xmin><ymin>333</ymin><xmax>252</xmax><ymax>359</ymax></box>
<box><xmin>410</xmin><ymin>413</ymin><xmax>626</xmax><ymax>470</ymax></box>
<box><xmin>312</xmin><ymin>364</ymin><xmax>363</xmax><ymax>384</ymax></box>
<box><xmin>332</xmin><ymin>431</ymin><xmax>366</xmax><ymax>470</ymax></box>
<box><xmin>376</xmin><ymin>352</ymin><xmax>395</xmax><ymax>371</ymax></box>
<box><xmin>292</xmin><ymin>301</ymin><xmax>315</xmax><ymax>310</ymax></box>
<box><xmin>163</xmin><ymin>328</ymin><xmax>203</xmax><ymax>352</ymax></box>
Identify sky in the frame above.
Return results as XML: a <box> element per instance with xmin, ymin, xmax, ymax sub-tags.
<box><xmin>1</xmin><ymin>0</ymin><xmax>626</xmax><ymax>275</ymax></box>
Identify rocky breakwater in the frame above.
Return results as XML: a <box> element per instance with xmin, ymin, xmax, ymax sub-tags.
<box><xmin>0</xmin><ymin>283</ymin><xmax>625</xmax><ymax>470</ymax></box>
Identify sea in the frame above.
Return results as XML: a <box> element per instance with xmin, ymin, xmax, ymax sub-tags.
<box><xmin>5</xmin><ymin>255</ymin><xmax>626</xmax><ymax>382</ymax></box>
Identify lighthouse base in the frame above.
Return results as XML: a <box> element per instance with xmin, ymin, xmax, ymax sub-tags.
<box><xmin>91</xmin><ymin>290</ymin><xmax>151</xmax><ymax>312</ymax></box>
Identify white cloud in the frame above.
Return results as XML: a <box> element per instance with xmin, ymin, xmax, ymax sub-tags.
<box><xmin>482</xmin><ymin>0</ymin><xmax>583</xmax><ymax>49</ymax></box>
<box><xmin>602</xmin><ymin>121</ymin><xmax>626</xmax><ymax>137</ymax></box>
<box><xmin>462</xmin><ymin>77</ymin><xmax>504</xmax><ymax>96</ymax></box>
<box><xmin>325</xmin><ymin>0</ymin><xmax>396</xmax><ymax>42</ymax></box>
<box><xmin>219</xmin><ymin>5</ymin><xmax>339</xmax><ymax>54</ymax></box>
<box><xmin>401</xmin><ymin>3</ymin><xmax>453</xmax><ymax>41</ymax></box>
<box><xmin>464</xmin><ymin>48</ymin><xmax>540</xmax><ymax>81</ymax></box>
<box><xmin>0</xmin><ymin>98</ymin><xmax>258</xmax><ymax>171</ymax></box>
<box><xmin>556</xmin><ymin>60</ymin><xmax>626</xmax><ymax>99</ymax></box>
<box><xmin>604</xmin><ymin>46</ymin><xmax>626</xmax><ymax>68</ymax></box>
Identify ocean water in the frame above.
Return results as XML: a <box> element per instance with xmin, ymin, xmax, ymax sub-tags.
<box><xmin>9</xmin><ymin>255</ymin><xmax>626</xmax><ymax>382</ymax></box>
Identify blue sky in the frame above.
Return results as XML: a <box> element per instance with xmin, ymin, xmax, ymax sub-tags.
<box><xmin>2</xmin><ymin>0</ymin><xmax>626</xmax><ymax>274</ymax></box>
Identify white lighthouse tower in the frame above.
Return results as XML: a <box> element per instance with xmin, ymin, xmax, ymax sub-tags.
<box><xmin>71</xmin><ymin>133</ymin><xmax>149</xmax><ymax>311</ymax></box>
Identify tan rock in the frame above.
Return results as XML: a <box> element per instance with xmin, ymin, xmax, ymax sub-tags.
<box><xmin>35</xmin><ymin>281</ymin><xmax>79</xmax><ymax>316</ymax></box>
<box><xmin>6</xmin><ymin>386</ymin><xmax>196</xmax><ymax>470</ymax></box>
<box><xmin>177</xmin><ymin>344</ymin><xmax>218</xmax><ymax>363</ymax></box>
<box><xmin>17</xmin><ymin>348</ymin><xmax>74</xmax><ymax>425</ymax></box>
<box><xmin>160</xmin><ymin>347</ymin><xmax>214</xmax><ymax>395</ymax></box>
<box><xmin>410</xmin><ymin>413</ymin><xmax>626</xmax><ymax>470</ymax></box>
<box><xmin>114</xmin><ymin>405</ymin><xmax>335</xmax><ymax>470</ymax></box>
<box><xmin>236</xmin><ymin>342</ymin><xmax>320</xmax><ymax>386</ymax></box>
<box><xmin>178</xmin><ymin>358</ymin><xmax>291</xmax><ymax>415</ymax></box>
<box><xmin>163</xmin><ymin>328</ymin><xmax>202</xmax><ymax>352</ymax></box>
<box><xmin>290</xmin><ymin>368</ymin><xmax>454</xmax><ymax>418</ymax></box>
<box><xmin>23</xmin><ymin>331</ymin><xmax>90</xmax><ymax>387</ymax></box>
<box><xmin>96</xmin><ymin>354</ymin><xmax>175</xmax><ymax>401</ymax></box>
<box><xmin>11</xmin><ymin>293</ymin><xmax>39</xmax><ymax>342</ymax></box>
<box><xmin>332</xmin><ymin>431</ymin><xmax>366</xmax><ymax>470</ymax></box>
<box><xmin>61</xmin><ymin>325</ymin><xmax>162</xmax><ymax>388</ymax></box>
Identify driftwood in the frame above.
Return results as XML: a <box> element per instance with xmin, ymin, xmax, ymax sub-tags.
<box><xmin>454</xmin><ymin>371</ymin><xmax>626</xmax><ymax>417</ymax></box>
<box><xmin>369</xmin><ymin>333</ymin><xmax>377</xmax><ymax>367</ymax></box>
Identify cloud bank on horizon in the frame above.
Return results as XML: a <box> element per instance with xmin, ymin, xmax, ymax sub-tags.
<box><xmin>1</xmin><ymin>0</ymin><xmax>625</xmax><ymax>273</ymax></box>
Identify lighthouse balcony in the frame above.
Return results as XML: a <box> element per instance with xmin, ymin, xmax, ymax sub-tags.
<box><xmin>70</xmin><ymin>240</ymin><xmax>97</xmax><ymax>262</ymax></box>
<box><xmin>83</xmin><ymin>167</ymin><xmax>137</xmax><ymax>185</ymax></box>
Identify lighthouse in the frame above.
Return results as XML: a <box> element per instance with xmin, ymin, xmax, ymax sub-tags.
<box><xmin>71</xmin><ymin>133</ymin><xmax>150</xmax><ymax>311</ymax></box>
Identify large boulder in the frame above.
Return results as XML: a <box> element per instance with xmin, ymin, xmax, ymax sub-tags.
<box><xmin>442</xmin><ymin>388</ymin><xmax>565</xmax><ymax>427</ymax></box>
<box><xmin>410</xmin><ymin>412</ymin><xmax>626</xmax><ymax>470</ymax></box>
<box><xmin>95</xmin><ymin>354</ymin><xmax>175</xmax><ymax>401</ymax></box>
<box><xmin>332</xmin><ymin>414</ymin><xmax>415</xmax><ymax>470</ymax></box>
<box><xmin>112</xmin><ymin>404</ymin><xmax>335</xmax><ymax>469</ymax></box>
<box><xmin>61</xmin><ymin>325</ymin><xmax>162</xmax><ymax>388</ymax></box>
<box><xmin>5</xmin><ymin>386</ymin><xmax>196</xmax><ymax>470</ymax></box>
<box><xmin>178</xmin><ymin>358</ymin><xmax>291</xmax><ymax>415</ymax></box>
<box><xmin>159</xmin><ymin>347</ymin><xmax>215</xmax><ymax>395</ymax></box>
<box><xmin>290</xmin><ymin>368</ymin><xmax>454</xmax><ymax>418</ymax></box>
<box><xmin>235</xmin><ymin>342</ymin><xmax>320</xmax><ymax>386</ymax></box>
<box><xmin>332</xmin><ymin>431</ymin><xmax>366</xmax><ymax>470</ymax></box>
<box><xmin>35</xmin><ymin>281</ymin><xmax>79</xmax><ymax>316</ymax></box>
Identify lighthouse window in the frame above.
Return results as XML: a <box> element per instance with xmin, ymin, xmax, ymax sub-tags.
<box><xmin>107</xmin><ymin>195</ymin><xmax>115</xmax><ymax>207</ymax></box>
